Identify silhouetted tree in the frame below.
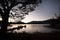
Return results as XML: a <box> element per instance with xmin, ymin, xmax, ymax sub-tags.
<box><xmin>49</xmin><ymin>13</ymin><xmax>60</xmax><ymax>29</ymax></box>
<box><xmin>0</xmin><ymin>0</ymin><xmax>42</xmax><ymax>33</ymax></box>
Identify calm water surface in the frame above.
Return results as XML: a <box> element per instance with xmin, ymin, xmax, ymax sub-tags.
<box><xmin>8</xmin><ymin>24</ymin><xmax>58</xmax><ymax>33</ymax></box>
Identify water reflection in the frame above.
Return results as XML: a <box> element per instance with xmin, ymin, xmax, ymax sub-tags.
<box><xmin>8</xmin><ymin>24</ymin><xmax>56</xmax><ymax>33</ymax></box>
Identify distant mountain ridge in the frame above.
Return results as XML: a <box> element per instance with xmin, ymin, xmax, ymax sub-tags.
<box><xmin>27</xmin><ymin>19</ymin><xmax>59</xmax><ymax>24</ymax></box>
<box><xmin>27</xmin><ymin>21</ymin><xmax>49</xmax><ymax>24</ymax></box>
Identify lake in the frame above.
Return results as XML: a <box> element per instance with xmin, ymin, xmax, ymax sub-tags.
<box><xmin>8</xmin><ymin>24</ymin><xmax>59</xmax><ymax>33</ymax></box>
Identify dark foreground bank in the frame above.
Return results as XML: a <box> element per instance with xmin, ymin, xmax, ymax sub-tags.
<box><xmin>0</xmin><ymin>31</ymin><xmax>60</xmax><ymax>40</ymax></box>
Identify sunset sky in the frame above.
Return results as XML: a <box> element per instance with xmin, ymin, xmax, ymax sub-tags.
<box><xmin>0</xmin><ymin>0</ymin><xmax>60</xmax><ymax>23</ymax></box>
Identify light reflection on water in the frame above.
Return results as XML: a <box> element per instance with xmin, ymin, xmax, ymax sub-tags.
<box><xmin>8</xmin><ymin>24</ymin><xmax>56</xmax><ymax>33</ymax></box>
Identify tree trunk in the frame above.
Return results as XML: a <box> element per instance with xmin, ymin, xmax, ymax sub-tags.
<box><xmin>1</xmin><ymin>11</ymin><xmax>9</xmax><ymax>33</ymax></box>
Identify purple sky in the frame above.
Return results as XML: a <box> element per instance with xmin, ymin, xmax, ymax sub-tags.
<box><xmin>22</xmin><ymin>0</ymin><xmax>60</xmax><ymax>23</ymax></box>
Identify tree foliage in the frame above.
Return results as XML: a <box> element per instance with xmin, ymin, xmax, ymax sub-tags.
<box><xmin>9</xmin><ymin>0</ymin><xmax>42</xmax><ymax>22</ymax></box>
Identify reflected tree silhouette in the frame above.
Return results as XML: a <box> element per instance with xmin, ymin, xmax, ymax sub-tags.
<box><xmin>8</xmin><ymin>25</ymin><xmax>26</xmax><ymax>33</ymax></box>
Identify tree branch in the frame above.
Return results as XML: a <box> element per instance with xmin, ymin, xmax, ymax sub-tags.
<box><xmin>9</xmin><ymin>2</ymin><xmax>23</xmax><ymax>10</ymax></box>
